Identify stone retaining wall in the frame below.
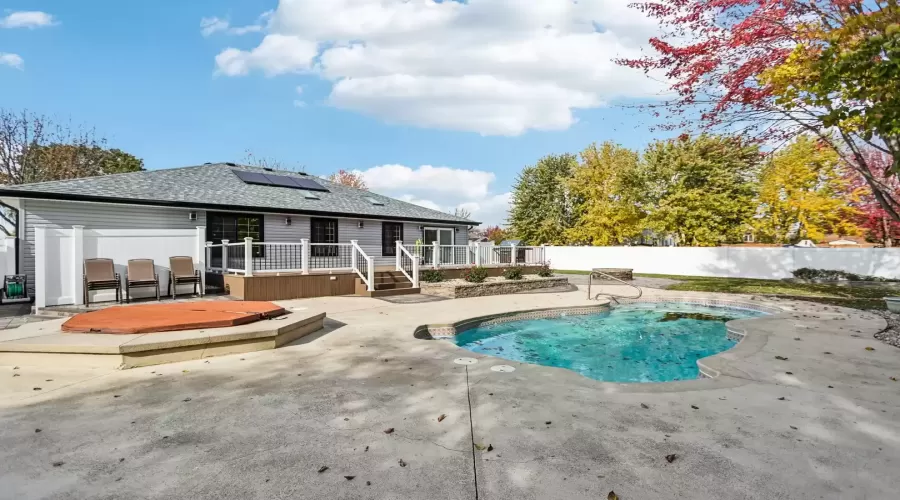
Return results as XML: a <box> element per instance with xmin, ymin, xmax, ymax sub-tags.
<box><xmin>421</xmin><ymin>276</ymin><xmax>569</xmax><ymax>298</ymax></box>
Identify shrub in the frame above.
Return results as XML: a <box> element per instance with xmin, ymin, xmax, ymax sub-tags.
<box><xmin>462</xmin><ymin>266</ymin><xmax>488</xmax><ymax>283</ymax></box>
<box><xmin>503</xmin><ymin>265</ymin><xmax>524</xmax><ymax>280</ymax></box>
<box><xmin>421</xmin><ymin>270</ymin><xmax>445</xmax><ymax>283</ymax></box>
<box><xmin>791</xmin><ymin>268</ymin><xmax>886</xmax><ymax>282</ymax></box>
<box><xmin>536</xmin><ymin>262</ymin><xmax>553</xmax><ymax>277</ymax></box>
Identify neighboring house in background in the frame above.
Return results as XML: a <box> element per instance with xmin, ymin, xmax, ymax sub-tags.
<box><xmin>0</xmin><ymin>163</ymin><xmax>476</xmax><ymax>295</ymax></box>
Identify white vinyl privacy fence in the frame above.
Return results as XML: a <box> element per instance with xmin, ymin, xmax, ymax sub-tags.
<box><xmin>544</xmin><ymin>246</ymin><xmax>900</xmax><ymax>280</ymax></box>
<box><xmin>34</xmin><ymin>226</ymin><xmax>207</xmax><ymax>307</ymax></box>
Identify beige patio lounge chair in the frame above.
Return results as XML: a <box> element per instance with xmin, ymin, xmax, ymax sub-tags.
<box><xmin>125</xmin><ymin>259</ymin><xmax>160</xmax><ymax>303</ymax></box>
<box><xmin>167</xmin><ymin>256</ymin><xmax>203</xmax><ymax>299</ymax></box>
<box><xmin>83</xmin><ymin>258</ymin><xmax>121</xmax><ymax>306</ymax></box>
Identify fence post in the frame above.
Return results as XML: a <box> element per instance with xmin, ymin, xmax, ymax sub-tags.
<box><xmin>351</xmin><ymin>239</ymin><xmax>359</xmax><ymax>271</ymax></box>
<box><xmin>510</xmin><ymin>243</ymin><xmax>518</xmax><ymax>266</ymax></box>
<box><xmin>34</xmin><ymin>226</ymin><xmax>46</xmax><ymax>309</ymax></box>
<box><xmin>205</xmin><ymin>242</ymin><xmax>212</xmax><ymax>272</ymax></box>
<box><xmin>432</xmin><ymin>241</ymin><xmax>440</xmax><ymax>269</ymax></box>
<box><xmin>244</xmin><ymin>237</ymin><xmax>254</xmax><ymax>276</ymax></box>
<box><xmin>474</xmin><ymin>243</ymin><xmax>482</xmax><ymax>267</ymax></box>
<box><xmin>395</xmin><ymin>240</ymin><xmax>402</xmax><ymax>270</ymax></box>
<box><xmin>300</xmin><ymin>238</ymin><xmax>310</xmax><ymax>274</ymax></box>
<box><xmin>221</xmin><ymin>239</ymin><xmax>229</xmax><ymax>272</ymax></box>
<box><xmin>72</xmin><ymin>225</ymin><xmax>85</xmax><ymax>306</ymax></box>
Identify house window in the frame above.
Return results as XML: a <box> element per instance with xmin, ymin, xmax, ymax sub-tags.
<box><xmin>382</xmin><ymin>222</ymin><xmax>403</xmax><ymax>256</ymax></box>
<box><xmin>311</xmin><ymin>218</ymin><xmax>339</xmax><ymax>257</ymax></box>
<box><xmin>206</xmin><ymin>213</ymin><xmax>264</xmax><ymax>265</ymax></box>
<box><xmin>743</xmin><ymin>233</ymin><xmax>755</xmax><ymax>243</ymax></box>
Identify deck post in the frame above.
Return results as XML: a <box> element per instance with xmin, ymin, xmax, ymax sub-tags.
<box><xmin>412</xmin><ymin>253</ymin><xmax>419</xmax><ymax>288</ymax></box>
<box><xmin>395</xmin><ymin>240</ymin><xmax>401</xmax><ymax>270</ymax></box>
<box><xmin>367</xmin><ymin>257</ymin><xmax>375</xmax><ymax>292</ymax></box>
<box><xmin>432</xmin><ymin>241</ymin><xmax>440</xmax><ymax>269</ymax></box>
<box><xmin>221</xmin><ymin>239</ymin><xmax>229</xmax><ymax>272</ymax></box>
<box><xmin>205</xmin><ymin>242</ymin><xmax>212</xmax><ymax>272</ymax></box>
<box><xmin>351</xmin><ymin>239</ymin><xmax>358</xmax><ymax>272</ymax></box>
<box><xmin>510</xmin><ymin>243</ymin><xmax>518</xmax><ymax>266</ymax></box>
<box><xmin>300</xmin><ymin>239</ymin><xmax>310</xmax><ymax>274</ymax></box>
<box><xmin>244</xmin><ymin>237</ymin><xmax>254</xmax><ymax>277</ymax></box>
<box><xmin>71</xmin><ymin>225</ymin><xmax>85</xmax><ymax>306</ymax></box>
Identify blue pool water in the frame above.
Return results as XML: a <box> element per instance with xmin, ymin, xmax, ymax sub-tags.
<box><xmin>453</xmin><ymin>304</ymin><xmax>765</xmax><ymax>383</ymax></box>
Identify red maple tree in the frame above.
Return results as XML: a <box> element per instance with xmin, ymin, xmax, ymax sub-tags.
<box><xmin>327</xmin><ymin>169</ymin><xmax>368</xmax><ymax>190</ymax></box>
<box><xmin>845</xmin><ymin>149</ymin><xmax>900</xmax><ymax>246</ymax></box>
<box><xmin>618</xmin><ymin>0</ymin><xmax>900</xmax><ymax>220</ymax></box>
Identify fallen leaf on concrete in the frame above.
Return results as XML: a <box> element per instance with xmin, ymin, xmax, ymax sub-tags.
<box><xmin>366</xmin><ymin>481</ymin><xmax>371</xmax><ymax>486</ymax></box>
<box><xmin>777</xmin><ymin>397</ymin><xmax>786</xmax><ymax>401</ymax></box>
<box><xmin>790</xmin><ymin>426</ymin><xmax>798</xmax><ymax>430</ymax></box>
<box><xmin>52</xmin><ymin>461</ymin><xmax>64</xmax><ymax>467</ymax></box>
<box><xmin>12</xmin><ymin>374</ymin><xmax>19</xmax><ymax>377</ymax></box>
<box><xmin>183</xmin><ymin>398</ymin><xmax>192</xmax><ymax>402</ymax></box>
<box><xmin>364</xmin><ymin>446</ymin><xmax>369</xmax><ymax>452</ymax></box>
<box><xmin>545</xmin><ymin>421</ymin><xmax>552</xmax><ymax>425</ymax></box>
<box><xmin>775</xmin><ymin>356</ymin><xmax>789</xmax><ymax>361</ymax></box>
<box><xmin>182</xmin><ymin>370</ymin><xmax>189</xmax><ymax>373</ymax></box>
<box><xmin>828</xmin><ymin>385</ymin><xmax>834</xmax><ymax>388</ymax></box>
<box><xmin>113</xmin><ymin>395</ymin><xmax>121</xmax><ymax>398</ymax></box>
<box><xmin>487</xmin><ymin>444</ymin><xmax>494</xmax><ymax>452</ymax></box>
<box><xmin>608</xmin><ymin>491</ymin><xmax>619</xmax><ymax>500</ymax></box>
<box><xmin>45</xmin><ymin>379</ymin><xmax>53</xmax><ymax>382</ymax></box>
<box><xmin>317</xmin><ymin>466</ymin><xmax>328</xmax><ymax>473</ymax></box>
<box><xmin>640</xmin><ymin>403</ymin><xmax>650</xmax><ymax>409</ymax></box>
<box><xmin>474</xmin><ymin>443</ymin><xmax>486</xmax><ymax>451</ymax></box>
<box><xmin>891</xmin><ymin>377</ymin><xmax>897</xmax><ymax>382</ymax></box>
<box><xmin>793</xmin><ymin>338</ymin><xmax>801</xmax><ymax>341</ymax></box>
<box><xmin>865</xmin><ymin>347</ymin><xmax>875</xmax><ymax>351</ymax></box>
<box><xmin>691</xmin><ymin>405</ymin><xmax>699</xmax><ymax>410</ymax></box>
<box><xmin>34</xmin><ymin>429</ymin><xmax>41</xmax><ymax>433</ymax></box>
<box><xmin>383</xmin><ymin>428</ymin><xmax>394</xmax><ymax>434</ymax></box>
<box><xmin>344</xmin><ymin>476</ymin><xmax>355</xmax><ymax>480</ymax></box>
<box><xmin>785</xmin><ymin>372</ymin><xmax>793</xmax><ymax>375</ymax></box>
<box><xmin>666</xmin><ymin>454</ymin><xmax>678</xmax><ymax>463</ymax></box>
<box><xmin>398</xmin><ymin>459</ymin><xmax>407</xmax><ymax>467</ymax></box>
<box><xmin>33</xmin><ymin>387</ymin><xmax>41</xmax><ymax>391</ymax></box>
<box><xmin>437</xmin><ymin>414</ymin><xmax>447</xmax><ymax>422</ymax></box>
<box><xmin>119</xmin><ymin>458</ymin><xmax>125</xmax><ymax>463</ymax></box>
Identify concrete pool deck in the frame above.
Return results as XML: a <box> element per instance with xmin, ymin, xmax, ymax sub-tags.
<box><xmin>1</xmin><ymin>285</ymin><xmax>899</xmax><ymax>499</ymax></box>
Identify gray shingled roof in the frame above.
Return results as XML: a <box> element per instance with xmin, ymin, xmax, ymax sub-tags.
<box><xmin>0</xmin><ymin>163</ymin><xmax>478</xmax><ymax>225</ymax></box>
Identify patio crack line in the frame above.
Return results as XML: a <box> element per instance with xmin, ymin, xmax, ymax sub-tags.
<box><xmin>465</xmin><ymin>365</ymin><xmax>480</xmax><ymax>500</ymax></box>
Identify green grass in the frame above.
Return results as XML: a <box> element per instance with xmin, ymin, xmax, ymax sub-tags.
<box><xmin>553</xmin><ymin>270</ymin><xmax>894</xmax><ymax>310</ymax></box>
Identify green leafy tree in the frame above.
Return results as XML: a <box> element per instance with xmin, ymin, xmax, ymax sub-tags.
<box><xmin>756</xmin><ymin>136</ymin><xmax>862</xmax><ymax>243</ymax></box>
<box><xmin>566</xmin><ymin>142</ymin><xmax>644</xmax><ymax>245</ymax></box>
<box><xmin>508</xmin><ymin>153</ymin><xmax>577</xmax><ymax>245</ymax></box>
<box><xmin>636</xmin><ymin>135</ymin><xmax>760</xmax><ymax>246</ymax></box>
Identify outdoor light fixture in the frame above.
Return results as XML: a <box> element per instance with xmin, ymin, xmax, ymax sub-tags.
<box><xmin>285</xmin><ymin>216</ymin><xmax>292</xmax><ymax>226</ymax></box>
<box><xmin>358</xmin><ymin>221</ymin><xmax>364</xmax><ymax>229</ymax></box>
<box><xmin>188</xmin><ymin>211</ymin><xmax>197</xmax><ymax>221</ymax></box>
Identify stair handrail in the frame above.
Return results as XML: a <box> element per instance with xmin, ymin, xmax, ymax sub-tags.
<box><xmin>587</xmin><ymin>269</ymin><xmax>642</xmax><ymax>302</ymax></box>
<box><xmin>351</xmin><ymin>240</ymin><xmax>375</xmax><ymax>292</ymax></box>
<box><xmin>396</xmin><ymin>241</ymin><xmax>420</xmax><ymax>288</ymax></box>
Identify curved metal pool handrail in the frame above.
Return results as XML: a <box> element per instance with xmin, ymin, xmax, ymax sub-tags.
<box><xmin>587</xmin><ymin>269</ymin><xmax>643</xmax><ymax>302</ymax></box>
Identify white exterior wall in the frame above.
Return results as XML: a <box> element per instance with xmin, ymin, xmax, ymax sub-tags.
<box><xmin>544</xmin><ymin>246</ymin><xmax>900</xmax><ymax>280</ymax></box>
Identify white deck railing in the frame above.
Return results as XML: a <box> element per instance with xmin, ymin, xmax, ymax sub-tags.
<box><xmin>396</xmin><ymin>241</ymin><xmax>420</xmax><ymax>288</ymax></box>
<box><xmin>402</xmin><ymin>243</ymin><xmax>547</xmax><ymax>268</ymax></box>
<box><xmin>205</xmin><ymin>238</ymin><xmax>375</xmax><ymax>291</ymax></box>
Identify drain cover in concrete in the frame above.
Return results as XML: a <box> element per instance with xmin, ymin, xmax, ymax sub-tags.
<box><xmin>454</xmin><ymin>357</ymin><xmax>478</xmax><ymax>365</ymax></box>
<box><xmin>491</xmin><ymin>365</ymin><xmax>515</xmax><ymax>373</ymax></box>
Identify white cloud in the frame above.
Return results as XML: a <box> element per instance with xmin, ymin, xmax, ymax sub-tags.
<box><xmin>0</xmin><ymin>52</ymin><xmax>23</xmax><ymax>70</ymax></box>
<box><xmin>214</xmin><ymin>34</ymin><xmax>317</xmax><ymax>76</ymax></box>
<box><xmin>201</xmin><ymin>16</ymin><xmax>265</xmax><ymax>37</ymax></box>
<box><xmin>211</xmin><ymin>0</ymin><xmax>667</xmax><ymax>135</ymax></box>
<box><xmin>0</xmin><ymin>11</ymin><xmax>56</xmax><ymax>29</ymax></box>
<box><xmin>353</xmin><ymin>164</ymin><xmax>509</xmax><ymax>225</ymax></box>
<box><xmin>356</xmin><ymin>164</ymin><xmax>495</xmax><ymax>199</ymax></box>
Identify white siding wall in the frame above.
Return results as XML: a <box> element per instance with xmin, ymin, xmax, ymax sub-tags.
<box><xmin>20</xmin><ymin>199</ymin><xmax>468</xmax><ymax>292</ymax></box>
<box><xmin>22</xmin><ymin>200</ymin><xmax>206</xmax><ymax>294</ymax></box>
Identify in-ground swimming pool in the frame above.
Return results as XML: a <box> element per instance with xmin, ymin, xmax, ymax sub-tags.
<box><xmin>453</xmin><ymin>303</ymin><xmax>765</xmax><ymax>383</ymax></box>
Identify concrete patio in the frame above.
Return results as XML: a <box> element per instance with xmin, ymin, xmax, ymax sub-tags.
<box><xmin>1</xmin><ymin>285</ymin><xmax>898</xmax><ymax>499</ymax></box>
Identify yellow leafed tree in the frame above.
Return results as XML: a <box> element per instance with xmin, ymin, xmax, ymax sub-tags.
<box><xmin>756</xmin><ymin>136</ymin><xmax>862</xmax><ymax>243</ymax></box>
<box><xmin>565</xmin><ymin>142</ymin><xmax>643</xmax><ymax>245</ymax></box>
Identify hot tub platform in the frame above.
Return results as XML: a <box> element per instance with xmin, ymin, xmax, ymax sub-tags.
<box><xmin>0</xmin><ymin>311</ymin><xmax>325</xmax><ymax>369</ymax></box>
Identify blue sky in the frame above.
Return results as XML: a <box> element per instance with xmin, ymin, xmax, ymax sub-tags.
<box><xmin>0</xmin><ymin>1</ymin><xmax>668</xmax><ymax>225</ymax></box>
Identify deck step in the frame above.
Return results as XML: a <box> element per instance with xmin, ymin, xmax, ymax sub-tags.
<box><xmin>358</xmin><ymin>287</ymin><xmax>421</xmax><ymax>298</ymax></box>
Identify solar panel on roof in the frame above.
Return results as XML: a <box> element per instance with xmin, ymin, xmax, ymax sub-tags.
<box><xmin>232</xmin><ymin>170</ymin><xmax>272</xmax><ymax>185</ymax></box>
<box><xmin>263</xmin><ymin>174</ymin><xmax>300</xmax><ymax>188</ymax></box>
<box><xmin>291</xmin><ymin>177</ymin><xmax>329</xmax><ymax>192</ymax></box>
